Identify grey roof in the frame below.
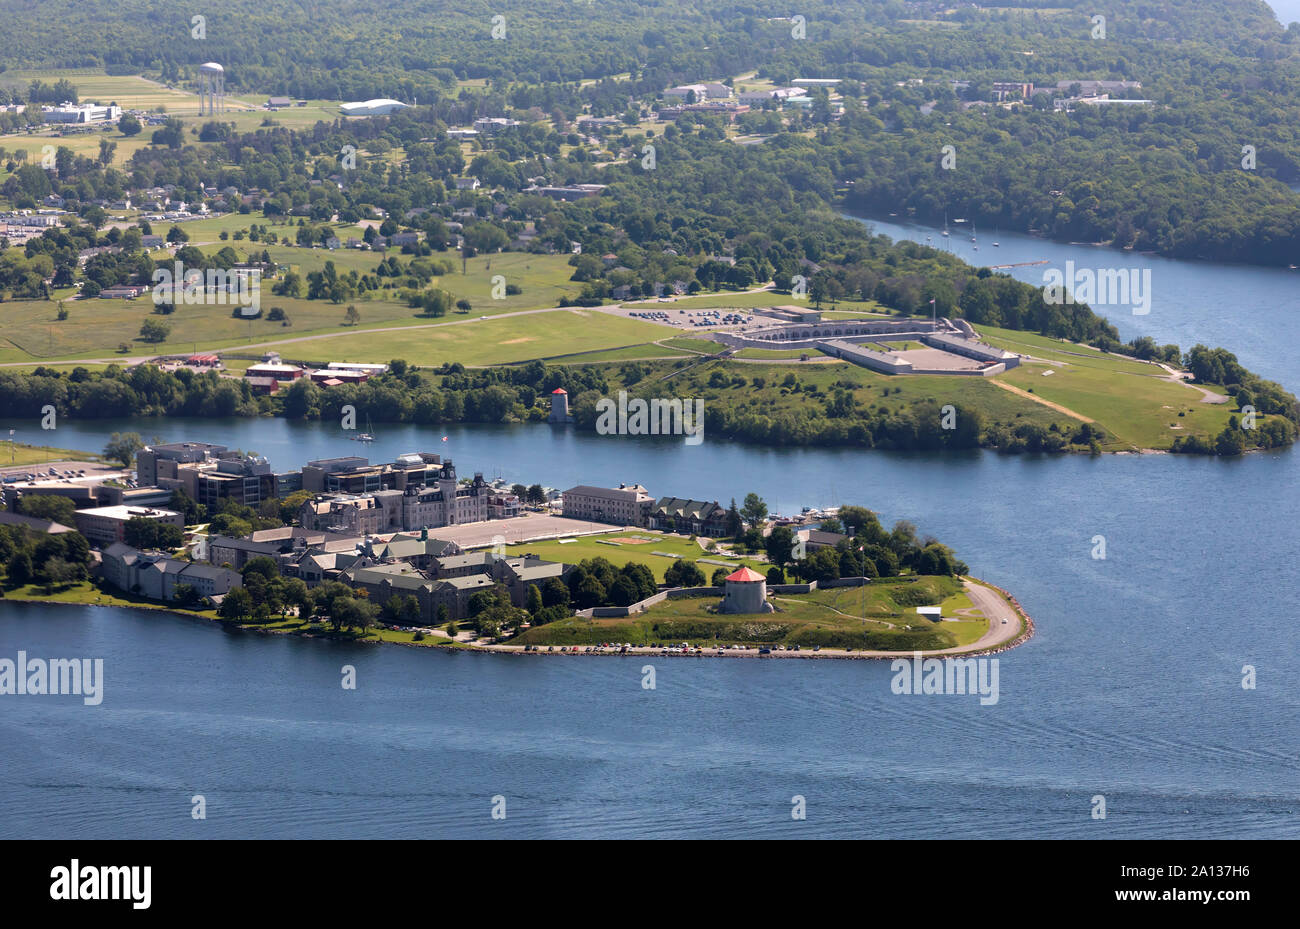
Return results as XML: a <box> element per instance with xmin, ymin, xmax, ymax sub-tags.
<box><xmin>0</xmin><ymin>511</ymin><xmax>74</xmax><ymax>534</ymax></box>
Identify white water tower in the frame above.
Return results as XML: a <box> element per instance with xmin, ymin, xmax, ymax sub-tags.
<box><xmin>199</xmin><ymin>62</ymin><xmax>225</xmax><ymax>115</ymax></box>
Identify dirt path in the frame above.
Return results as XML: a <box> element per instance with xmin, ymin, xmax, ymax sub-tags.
<box><xmin>771</xmin><ymin>595</ymin><xmax>898</xmax><ymax>629</ymax></box>
<box><xmin>990</xmin><ymin>379</ymin><xmax>1094</xmax><ymax>422</ymax></box>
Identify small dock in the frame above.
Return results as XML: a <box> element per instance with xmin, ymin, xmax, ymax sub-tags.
<box><xmin>985</xmin><ymin>259</ymin><xmax>1050</xmax><ymax>270</ymax></box>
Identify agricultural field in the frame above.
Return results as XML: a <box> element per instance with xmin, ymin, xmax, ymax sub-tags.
<box><xmin>1</xmin><ymin>70</ymin><xmax>204</xmax><ymax>112</ymax></box>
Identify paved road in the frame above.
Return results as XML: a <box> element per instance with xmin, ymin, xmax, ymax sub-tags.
<box><xmin>952</xmin><ymin>579</ymin><xmax>1023</xmax><ymax>653</ymax></box>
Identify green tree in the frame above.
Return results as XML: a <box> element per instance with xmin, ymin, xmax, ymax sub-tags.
<box><xmin>6</xmin><ymin>551</ymin><xmax>34</xmax><ymax>588</ymax></box>
<box><xmin>103</xmin><ymin>431</ymin><xmax>144</xmax><ymax>468</ymax></box>
<box><xmin>17</xmin><ymin>494</ymin><xmax>77</xmax><ymax>526</ymax></box>
<box><xmin>664</xmin><ymin>558</ymin><xmax>705</xmax><ymax>587</ymax></box>
<box><xmin>218</xmin><ymin>586</ymin><xmax>254</xmax><ymax>621</ymax></box>
<box><xmin>765</xmin><ymin>526</ymin><xmax>796</xmax><ymax>568</ymax></box>
<box><xmin>740</xmin><ymin>492</ymin><xmax>768</xmax><ymax>527</ymax></box>
<box><xmin>139</xmin><ymin>318</ymin><xmax>171</xmax><ymax>342</ymax></box>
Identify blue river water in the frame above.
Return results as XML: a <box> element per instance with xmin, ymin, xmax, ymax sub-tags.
<box><xmin>1</xmin><ymin>217</ymin><xmax>1298</xmax><ymax>838</ymax></box>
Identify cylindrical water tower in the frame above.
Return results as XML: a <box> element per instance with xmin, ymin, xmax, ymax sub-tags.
<box><xmin>199</xmin><ymin>62</ymin><xmax>225</xmax><ymax>115</ymax></box>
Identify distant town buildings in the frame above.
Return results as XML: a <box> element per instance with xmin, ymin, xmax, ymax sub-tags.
<box><xmin>41</xmin><ymin>102</ymin><xmax>122</xmax><ymax>124</ymax></box>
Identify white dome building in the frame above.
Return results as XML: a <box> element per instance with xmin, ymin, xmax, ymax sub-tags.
<box><xmin>340</xmin><ymin>99</ymin><xmax>410</xmax><ymax>117</ymax></box>
<box><xmin>719</xmin><ymin>566</ymin><xmax>773</xmax><ymax>614</ymax></box>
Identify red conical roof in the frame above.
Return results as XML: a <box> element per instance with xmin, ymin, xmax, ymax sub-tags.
<box><xmin>725</xmin><ymin>567</ymin><xmax>765</xmax><ymax>583</ymax></box>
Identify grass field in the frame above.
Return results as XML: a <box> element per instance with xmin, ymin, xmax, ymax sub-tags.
<box><xmin>1001</xmin><ymin>361</ymin><xmax>1239</xmax><ymax>449</ymax></box>
<box><xmin>0</xmin><ymin>442</ymin><xmax>102</xmax><ymax>468</ymax></box>
<box><xmin>643</xmin><ymin>360</ymin><xmax>1068</xmax><ymax>434</ymax></box>
<box><xmin>0</xmin><ymin>252</ymin><xmax>583</xmax><ymax>363</ymax></box>
<box><xmin>734</xmin><ymin>347</ymin><xmax>820</xmax><ymax>359</ymax></box>
<box><xmin>242</xmin><ymin>308</ymin><xmax>668</xmax><ymax>367</ymax></box>
<box><xmin>543</xmin><ymin>343</ymin><xmax>690</xmax><ymax>364</ymax></box>
<box><xmin>658</xmin><ymin>337</ymin><xmax>721</xmax><ymax>353</ymax></box>
<box><xmin>0</xmin><ymin>71</ymin><xmax>345</xmax><ymax>172</ymax></box>
<box><xmin>514</xmin><ymin>575</ymin><xmax>983</xmax><ymax>650</ymax></box>
<box><xmin>505</xmin><ymin>530</ymin><xmax>765</xmax><ymax>582</ymax></box>
<box><xmin>978</xmin><ymin>325</ymin><xmax>1162</xmax><ymax>376</ymax></box>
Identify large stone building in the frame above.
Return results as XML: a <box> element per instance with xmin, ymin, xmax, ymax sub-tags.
<box><xmin>337</xmin><ymin>552</ymin><xmax>566</xmax><ymax>621</ymax></box>
<box><xmin>101</xmin><ymin>543</ymin><xmax>241</xmax><ymax>603</ymax></box>
<box><xmin>562</xmin><ymin>484</ymin><xmax>654</xmax><ymax>527</ymax></box>
<box><xmin>299</xmin><ymin>461</ymin><xmax>490</xmax><ymax>534</ymax></box>
<box><xmin>648</xmin><ymin>498</ymin><xmax>729</xmax><ymax>537</ymax></box>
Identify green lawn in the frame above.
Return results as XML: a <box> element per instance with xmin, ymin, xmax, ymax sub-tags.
<box><xmin>515</xmin><ymin>575</ymin><xmax>980</xmax><ymax>651</ymax></box>
<box><xmin>1001</xmin><ymin>361</ymin><xmax>1239</xmax><ymax>449</ymax></box>
<box><xmin>0</xmin><ymin>252</ymin><xmax>584</xmax><ymax>363</ymax></box>
<box><xmin>248</xmin><ymin>308</ymin><xmax>667</xmax><ymax>367</ymax></box>
<box><xmin>658</xmin><ymin>337</ymin><xmax>721</xmax><ymax>353</ymax></box>
<box><xmin>4</xmin><ymin>580</ymin><xmax>217</xmax><ymax>617</ymax></box>
<box><xmin>506</xmin><ymin>531</ymin><xmax>765</xmax><ymax>582</ymax></box>
<box><xmin>641</xmin><ymin>360</ymin><xmax>1065</xmax><ymax>433</ymax></box>
<box><xmin>978</xmin><ymin>325</ymin><xmax>1163</xmax><ymax>376</ymax></box>
<box><xmin>544</xmin><ymin>343</ymin><xmax>690</xmax><ymax>364</ymax></box>
<box><xmin>734</xmin><ymin>347</ymin><xmax>822</xmax><ymax>359</ymax></box>
<box><xmin>0</xmin><ymin>442</ymin><xmax>102</xmax><ymax>468</ymax></box>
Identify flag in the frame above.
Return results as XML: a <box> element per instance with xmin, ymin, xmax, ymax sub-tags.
<box><xmin>441</xmin><ymin>436</ymin><xmax>448</xmax><ymax>442</ymax></box>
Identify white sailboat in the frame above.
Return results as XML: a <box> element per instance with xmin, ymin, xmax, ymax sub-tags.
<box><xmin>352</xmin><ymin>413</ymin><xmax>375</xmax><ymax>443</ymax></box>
